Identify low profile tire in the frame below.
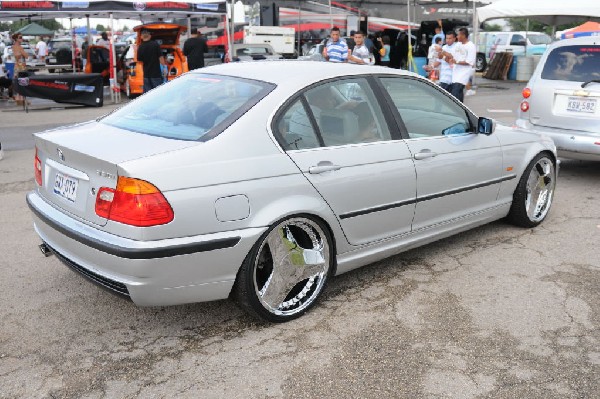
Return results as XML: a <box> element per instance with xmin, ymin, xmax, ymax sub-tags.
<box><xmin>508</xmin><ymin>153</ymin><xmax>556</xmax><ymax>228</ymax></box>
<box><xmin>476</xmin><ymin>53</ymin><xmax>487</xmax><ymax>72</ymax></box>
<box><xmin>233</xmin><ymin>215</ymin><xmax>334</xmax><ymax>322</ymax></box>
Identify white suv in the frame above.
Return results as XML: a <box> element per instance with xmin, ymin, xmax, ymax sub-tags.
<box><xmin>516</xmin><ymin>37</ymin><xmax>600</xmax><ymax>161</ymax></box>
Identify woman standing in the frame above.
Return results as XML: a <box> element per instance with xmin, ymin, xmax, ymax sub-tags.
<box><xmin>11</xmin><ymin>33</ymin><xmax>28</xmax><ymax>106</ymax></box>
<box><xmin>379</xmin><ymin>36</ymin><xmax>391</xmax><ymax>67</ymax></box>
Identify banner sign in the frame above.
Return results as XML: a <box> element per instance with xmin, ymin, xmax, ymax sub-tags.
<box><xmin>14</xmin><ymin>73</ymin><xmax>104</xmax><ymax>107</ymax></box>
<box><xmin>0</xmin><ymin>1</ymin><xmax>226</xmax><ymax>15</ymax></box>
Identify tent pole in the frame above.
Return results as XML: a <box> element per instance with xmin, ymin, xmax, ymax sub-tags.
<box><xmin>525</xmin><ymin>18</ymin><xmax>529</xmax><ymax>57</ymax></box>
<box><xmin>70</xmin><ymin>17</ymin><xmax>77</xmax><ymax>73</ymax></box>
<box><xmin>86</xmin><ymin>14</ymin><xmax>91</xmax><ymax>46</ymax></box>
<box><xmin>109</xmin><ymin>12</ymin><xmax>118</xmax><ymax>103</ymax></box>
<box><xmin>187</xmin><ymin>14</ymin><xmax>191</xmax><ymax>37</ymax></box>
<box><xmin>407</xmin><ymin>0</ymin><xmax>411</xmax><ymax>71</ymax></box>
<box><xmin>472</xmin><ymin>0</ymin><xmax>478</xmax><ymax>83</ymax></box>
<box><xmin>329</xmin><ymin>0</ymin><xmax>333</xmax><ymax>29</ymax></box>
<box><xmin>226</xmin><ymin>2</ymin><xmax>233</xmax><ymax>62</ymax></box>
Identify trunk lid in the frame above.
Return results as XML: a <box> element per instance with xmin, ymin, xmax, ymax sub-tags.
<box><xmin>35</xmin><ymin>121</ymin><xmax>198</xmax><ymax>227</ymax></box>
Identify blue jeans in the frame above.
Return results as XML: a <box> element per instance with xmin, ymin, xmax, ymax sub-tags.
<box><xmin>450</xmin><ymin>83</ymin><xmax>465</xmax><ymax>102</ymax></box>
<box><xmin>439</xmin><ymin>82</ymin><xmax>452</xmax><ymax>93</ymax></box>
<box><xmin>143</xmin><ymin>77</ymin><xmax>163</xmax><ymax>93</ymax></box>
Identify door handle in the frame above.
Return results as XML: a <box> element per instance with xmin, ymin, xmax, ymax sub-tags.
<box><xmin>308</xmin><ymin>161</ymin><xmax>342</xmax><ymax>174</ymax></box>
<box><xmin>413</xmin><ymin>150</ymin><xmax>438</xmax><ymax>160</ymax></box>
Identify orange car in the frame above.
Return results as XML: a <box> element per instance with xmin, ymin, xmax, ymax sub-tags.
<box><xmin>120</xmin><ymin>23</ymin><xmax>188</xmax><ymax>98</ymax></box>
<box><xmin>84</xmin><ymin>43</ymin><xmax>128</xmax><ymax>86</ymax></box>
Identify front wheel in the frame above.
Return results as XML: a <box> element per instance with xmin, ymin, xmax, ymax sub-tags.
<box><xmin>233</xmin><ymin>215</ymin><xmax>333</xmax><ymax>322</ymax></box>
<box><xmin>508</xmin><ymin>153</ymin><xmax>556</xmax><ymax>228</ymax></box>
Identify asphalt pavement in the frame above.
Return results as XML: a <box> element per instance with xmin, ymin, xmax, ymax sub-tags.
<box><xmin>1</xmin><ymin>78</ymin><xmax>599</xmax><ymax>399</ymax></box>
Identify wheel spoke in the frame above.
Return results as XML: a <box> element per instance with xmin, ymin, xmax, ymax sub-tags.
<box><xmin>257</xmin><ymin>221</ymin><xmax>326</xmax><ymax>310</ymax></box>
<box><xmin>525</xmin><ymin>158</ymin><xmax>554</xmax><ymax>222</ymax></box>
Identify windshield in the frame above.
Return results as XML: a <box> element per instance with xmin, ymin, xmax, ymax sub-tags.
<box><xmin>529</xmin><ymin>34</ymin><xmax>552</xmax><ymax>45</ymax></box>
<box><xmin>101</xmin><ymin>73</ymin><xmax>275</xmax><ymax>141</ymax></box>
<box><xmin>541</xmin><ymin>45</ymin><xmax>600</xmax><ymax>82</ymax></box>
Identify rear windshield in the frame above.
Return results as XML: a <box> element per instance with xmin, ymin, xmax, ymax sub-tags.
<box><xmin>101</xmin><ymin>73</ymin><xmax>274</xmax><ymax>141</ymax></box>
<box><xmin>541</xmin><ymin>45</ymin><xmax>600</xmax><ymax>82</ymax></box>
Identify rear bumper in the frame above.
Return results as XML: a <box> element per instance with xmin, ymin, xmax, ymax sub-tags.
<box><xmin>515</xmin><ymin>119</ymin><xmax>600</xmax><ymax>161</ymax></box>
<box><xmin>27</xmin><ymin>191</ymin><xmax>265</xmax><ymax>306</ymax></box>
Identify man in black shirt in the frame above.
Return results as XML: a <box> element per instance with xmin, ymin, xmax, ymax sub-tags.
<box><xmin>136</xmin><ymin>29</ymin><xmax>166</xmax><ymax>93</ymax></box>
<box><xmin>183</xmin><ymin>28</ymin><xmax>208</xmax><ymax>70</ymax></box>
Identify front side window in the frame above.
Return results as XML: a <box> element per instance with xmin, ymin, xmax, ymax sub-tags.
<box><xmin>101</xmin><ymin>74</ymin><xmax>274</xmax><ymax>141</ymax></box>
<box><xmin>510</xmin><ymin>34</ymin><xmax>525</xmax><ymax>46</ymax></box>
<box><xmin>529</xmin><ymin>34</ymin><xmax>552</xmax><ymax>45</ymax></box>
<box><xmin>380</xmin><ymin>77</ymin><xmax>472</xmax><ymax>138</ymax></box>
<box><xmin>541</xmin><ymin>45</ymin><xmax>600</xmax><ymax>82</ymax></box>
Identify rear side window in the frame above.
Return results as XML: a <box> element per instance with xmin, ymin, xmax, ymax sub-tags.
<box><xmin>101</xmin><ymin>74</ymin><xmax>274</xmax><ymax>141</ymax></box>
<box><xmin>541</xmin><ymin>45</ymin><xmax>600</xmax><ymax>82</ymax></box>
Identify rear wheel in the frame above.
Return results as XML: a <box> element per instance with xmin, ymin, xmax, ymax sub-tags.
<box><xmin>233</xmin><ymin>215</ymin><xmax>333</xmax><ymax>322</ymax></box>
<box><xmin>476</xmin><ymin>53</ymin><xmax>487</xmax><ymax>72</ymax></box>
<box><xmin>508</xmin><ymin>153</ymin><xmax>556</xmax><ymax>228</ymax></box>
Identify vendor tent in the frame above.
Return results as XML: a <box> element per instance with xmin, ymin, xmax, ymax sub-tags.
<box><xmin>561</xmin><ymin>21</ymin><xmax>600</xmax><ymax>39</ymax></box>
<box><xmin>73</xmin><ymin>26</ymin><xmax>97</xmax><ymax>35</ymax></box>
<box><xmin>15</xmin><ymin>22</ymin><xmax>54</xmax><ymax>36</ymax></box>
<box><xmin>477</xmin><ymin>0</ymin><xmax>600</xmax><ymax>25</ymax></box>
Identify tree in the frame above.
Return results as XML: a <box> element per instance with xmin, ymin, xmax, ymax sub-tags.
<box><xmin>122</xmin><ymin>26</ymin><xmax>130</xmax><ymax>32</ymax></box>
<box><xmin>483</xmin><ymin>23</ymin><xmax>502</xmax><ymax>32</ymax></box>
<box><xmin>0</xmin><ymin>19</ymin><xmax>63</xmax><ymax>33</ymax></box>
<box><xmin>96</xmin><ymin>24</ymin><xmax>105</xmax><ymax>32</ymax></box>
<box><xmin>509</xmin><ymin>17</ymin><xmax>584</xmax><ymax>36</ymax></box>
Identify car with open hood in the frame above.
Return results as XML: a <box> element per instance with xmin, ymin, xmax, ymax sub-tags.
<box><xmin>119</xmin><ymin>23</ymin><xmax>188</xmax><ymax>98</ymax></box>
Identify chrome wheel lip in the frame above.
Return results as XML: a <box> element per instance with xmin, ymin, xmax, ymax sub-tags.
<box><xmin>253</xmin><ymin>217</ymin><xmax>330</xmax><ymax>317</ymax></box>
<box><xmin>525</xmin><ymin>157</ymin><xmax>555</xmax><ymax>223</ymax></box>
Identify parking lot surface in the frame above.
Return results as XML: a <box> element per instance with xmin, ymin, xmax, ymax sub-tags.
<box><xmin>1</xmin><ymin>80</ymin><xmax>599</xmax><ymax>398</ymax></box>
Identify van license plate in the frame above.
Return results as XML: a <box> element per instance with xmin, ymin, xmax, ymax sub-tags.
<box><xmin>566</xmin><ymin>97</ymin><xmax>596</xmax><ymax>113</ymax></box>
<box><xmin>54</xmin><ymin>172</ymin><xmax>78</xmax><ymax>202</ymax></box>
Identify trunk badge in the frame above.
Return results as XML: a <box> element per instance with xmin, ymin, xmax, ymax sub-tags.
<box><xmin>57</xmin><ymin>148</ymin><xmax>65</xmax><ymax>161</ymax></box>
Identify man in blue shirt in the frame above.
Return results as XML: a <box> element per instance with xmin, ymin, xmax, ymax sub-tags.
<box><xmin>322</xmin><ymin>27</ymin><xmax>348</xmax><ymax>63</ymax></box>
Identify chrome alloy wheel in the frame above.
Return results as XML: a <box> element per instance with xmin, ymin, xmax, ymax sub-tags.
<box><xmin>525</xmin><ymin>157</ymin><xmax>555</xmax><ymax>222</ymax></box>
<box><xmin>253</xmin><ymin>217</ymin><xmax>330</xmax><ymax>317</ymax></box>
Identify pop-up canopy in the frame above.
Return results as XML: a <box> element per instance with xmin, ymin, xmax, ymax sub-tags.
<box><xmin>477</xmin><ymin>0</ymin><xmax>600</xmax><ymax>25</ymax></box>
<box><xmin>0</xmin><ymin>1</ymin><xmax>226</xmax><ymax>20</ymax></box>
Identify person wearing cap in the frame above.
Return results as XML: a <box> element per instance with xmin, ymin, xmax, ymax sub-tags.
<box><xmin>137</xmin><ymin>29</ymin><xmax>167</xmax><ymax>93</ymax></box>
<box><xmin>183</xmin><ymin>27</ymin><xmax>208</xmax><ymax>70</ymax></box>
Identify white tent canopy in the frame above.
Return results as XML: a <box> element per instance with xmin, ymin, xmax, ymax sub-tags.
<box><xmin>477</xmin><ymin>0</ymin><xmax>600</xmax><ymax>25</ymax></box>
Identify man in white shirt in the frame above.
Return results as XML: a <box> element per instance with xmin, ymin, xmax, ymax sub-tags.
<box><xmin>348</xmin><ymin>31</ymin><xmax>374</xmax><ymax>65</ymax></box>
<box><xmin>438</xmin><ymin>31</ymin><xmax>457</xmax><ymax>92</ymax></box>
<box><xmin>35</xmin><ymin>37</ymin><xmax>48</xmax><ymax>61</ymax></box>
<box><xmin>448</xmin><ymin>28</ymin><xmax>476</xmax><ymax>102</ymax></box>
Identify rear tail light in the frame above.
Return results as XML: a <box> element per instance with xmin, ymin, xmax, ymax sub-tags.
<box><xmin>520</xmin><ymin>101</ymin><xmax>530</xmax><ymax>112</ymax></box>
<box><xmin>522</xmin><ymin>87</ymin><xmax>531</xmax><ymax>98</ymax></box>
<box><xmin>34</xmin><ymin>147</ymin><xmax>42</xmax><ymax>186</ymax></box>
<box><xmin>95</xmin><ymin>177</ymin><xmax>174</xmax><ymax>227</ymax></box>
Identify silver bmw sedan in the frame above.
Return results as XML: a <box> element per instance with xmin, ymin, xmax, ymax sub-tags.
<box><xmin>28</xmin><ymin>61</ymin><xmax>557</xmax><ymax>322</ymax></box>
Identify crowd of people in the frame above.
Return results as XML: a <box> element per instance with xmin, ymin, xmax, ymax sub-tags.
<box><xmin>321</xmin><ymin>25</ymin><xmax>477</xmax><ymax>102</ymax></box>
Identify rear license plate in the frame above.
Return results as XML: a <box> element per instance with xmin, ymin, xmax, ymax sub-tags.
<box><xmin>566</xmin><ymin>97</ymin><xmax>597</xmax><ymax>113</ymax></box>
<box><xmin>53</xmin><ymin>172</ymin><xmax>78</xmax><ymax>202</ymax></box>
<box><xmin>48</xmin><ymin>58</ymin><xmax>56</xmax><ymax>63</ymax></box>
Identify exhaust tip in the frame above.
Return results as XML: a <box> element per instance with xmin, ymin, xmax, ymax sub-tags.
<box><xmin>39</xmin><ymin>243</ymin><xmax>54</xmax><ymax>257</ymax></box>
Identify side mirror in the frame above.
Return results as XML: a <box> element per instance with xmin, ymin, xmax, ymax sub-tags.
<box><xmin>477</xmin><ymin>117</ymin><xmax>495</xmax><ymax>135</ymax></box>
